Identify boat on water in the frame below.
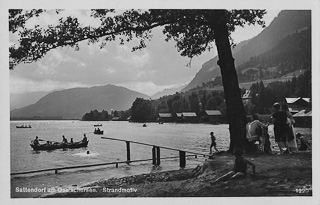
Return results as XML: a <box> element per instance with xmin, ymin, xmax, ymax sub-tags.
<box><xmin>94</xmin><ymin>129</ymin><xmax>104</xmax><ymax>135</ymax></box>
<box><xmin>16</xmin><ymin>125</ymin><xmax>32</xmax><ymax>128</ymax></box>
<box><xmin>30</xmin><ymin>140</ymin><xmax>89</xmax><ymax>151</ymax></box>
<box><xmin>94</xmin><ymin>124</ymin><xmax>102</xmax><ymax>127</ymax></box>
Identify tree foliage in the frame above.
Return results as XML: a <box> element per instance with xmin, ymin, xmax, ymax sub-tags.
<box><xmin>9</xmin><ymin>9</ymin><xmax>265</xmax><ymax>69</ymax></box>
<box><xmin>130</xmin><ymin>98</ymin><xmax>154</xmax><ymax>122</ymax></box>
<box><xmin>82</xmin><ymin>109</ymin><xmax>109</xmax><ymax>121</ymax></box>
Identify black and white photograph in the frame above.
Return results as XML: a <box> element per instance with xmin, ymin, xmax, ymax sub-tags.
<box><xmin>1</xmin><ymin>0</ymin><xmax>319</xmax><ymax>204</ymax></box>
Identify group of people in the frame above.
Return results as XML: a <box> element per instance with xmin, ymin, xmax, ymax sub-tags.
<box><xmin>33</xmin><ymin>134</ymin><xmax>88</xmax><ymax>146</ymax></box>
<box><xmin>62</xmin><ymin>134</ymin><xmax>88</xmax><ymax>144</ymax></box>
<box><xmin>207</xmin><ymin>101</ymin><xmax>312</xmax><ymax>185</ymax></box>
<box><xmin>272</xmin><ymin>102</ymin><xmax>298</xmax><ymax>154</ymax></box>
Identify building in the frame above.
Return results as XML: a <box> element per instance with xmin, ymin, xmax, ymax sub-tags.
<box><xmin>285</xmin><ymin>97</ymin><xmax>311</xmax><ymax>113</ymax></box>
<box><xmin>181</xmin><ymin>112</ymin><xmax>198</xmax><ymax>123</ymax></box>
<box><xmin>176</xmin><ymin>113</ymin><xmax>183</xmax><ymax>123</ymax></box>
<box><xmin>204</xmin><ymin>110</ymin><xmax>222</xmax><ymax>124</ymax></box>
<box><xmin>293</xmin><ymin>110</ymin><xmax>312</xmax><ymax>128</ymax></box>
<box><xmin>158</xmin><ymin>113</ymin><xmax>173</xmax><ymax>122</ymax></box>
<box><xmin>242</xmin><ymin>90</ymin><xmax>252</xmax><ymax>105</ymax></box>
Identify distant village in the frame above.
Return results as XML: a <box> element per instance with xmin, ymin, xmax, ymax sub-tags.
<box><xmin>156</xmin><ymin>92</ymin><xmax>311</xmax><ymax>128</ymax></box>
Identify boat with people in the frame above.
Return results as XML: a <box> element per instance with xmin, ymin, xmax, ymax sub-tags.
<box><xmin>94</xmin><ymin>124</ymin><xmax>102</xmax><ymax>127</ymax></box>
<box><xmin>30</xmin><ymin>140</ymin><xmax>89</xmax><ymax>151</ymax></box>
<box><xmin>16</xmin><ymin>125</ymin><xmax>32</xmax><ymax>128</ymax></box>
<box><xmin>94</xmin><ymin>129</ymin><xmax>104</xmax><ymax>135</ymax></box>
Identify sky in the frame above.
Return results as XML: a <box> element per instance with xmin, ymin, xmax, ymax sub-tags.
<box><xmin>9</xmin><ymin>9</ymin><xmax>281</xmax><ymax>96</ymax></box>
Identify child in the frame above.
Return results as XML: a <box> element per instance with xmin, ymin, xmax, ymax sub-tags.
<box><xmin>210</xmin><ymin>132</ymin><xmax>219</xmax><ymax>154</ymax></box>
<box><xmin>210</xmin><ymin>149</ymin><xmax>255</xmax><ymax>184</ymax></box>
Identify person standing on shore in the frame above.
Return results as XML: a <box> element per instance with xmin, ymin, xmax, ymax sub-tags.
<box><xmin>209</xmin><ymin>132</ymin><xmax>219</xmax><ymax>154</ymax></box>
<box><xmin>282</xmin><ymin>104</ymin><xmax>298</xmax><ymax>152</ymax></box>
<box><xmin>272</xmin><ymin>102</ymin><xmax>292</xmax><ymax>155</ymax></box>
<box><xmin>247</xmin><ymin>114</ymin><xmax>270</xmax><ymax>152</ymax></box>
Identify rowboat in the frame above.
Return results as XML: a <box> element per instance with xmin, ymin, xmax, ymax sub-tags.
<box><xmin>94</xmin><ymin>130</ymin><xmax>104</xmax><ymax>135</ymax></box>
<box><xmin>94</xmin><ymin>124</ymin><xmax>102</xmax><ymax>127</ymax></box>
<box><xmin>16</xmin><ymin>125</ymin><xmax>32</xmax><ymax>128</ymax></box>
<box><xmin>30</xmin><ymin>140</ymin><xmax>89</xmax><ymax>151</ymax></box>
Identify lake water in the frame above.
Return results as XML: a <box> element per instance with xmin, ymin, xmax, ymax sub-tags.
<box><xmin>10</xmin><ymin>120</ymin><xmax>311</xmax><ymax>198</ymax></box>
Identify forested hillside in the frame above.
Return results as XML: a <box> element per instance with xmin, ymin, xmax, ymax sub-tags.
<box><xmin>237</xmin><ymin>27</ymin><xmax>311</xmax><ymax>82</ymax></box>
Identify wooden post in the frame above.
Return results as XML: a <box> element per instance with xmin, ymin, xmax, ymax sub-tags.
<box><xmin>195</xmin><ymin>155</ymin><xmax>197</xmax><ymax>159</ymax></box>
<box><xmin>126</xmin><ymin>141</ymin><xmax>130</xmax><ymax>164</ymax></box>
<box><xmin>116</xmin><ymin>163</ymin><xmax>118</xmax><ymax>168</ymax></box>
<box><xmin>156</xmin><ymin>147</ymin><xmax>160</xmax><ymax>165</ymax></box>
<box><xmin>152</xmin><ymin>146</ymin><xmax>156</xmax><ymax>165</ymax></box>
<box><xmin>179</xmin><ymin>151</ymin><xmax>186</xmax><ymax>168</ymax></box>
<box><xmin>55</xmin><ymin>169</ymin><xmax>58</xmax><ymax>174</ymax></box>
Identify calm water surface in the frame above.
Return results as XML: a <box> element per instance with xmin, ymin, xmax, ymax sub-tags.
<box><xmin>10</xmin><ymin>120</ymin><xmax>311</xmax><ymax>198</ymax></box>
<box><xmin>11</xmin><ymin>121</ymin><xmax>230</xmax><ymax>197</ymax></box>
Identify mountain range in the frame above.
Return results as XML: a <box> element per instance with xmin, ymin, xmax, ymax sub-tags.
<box><xmin>10</xmin><ymin>84</ymin><xmax>149</xmax><ymax>119</ymax></box>
<box><xmin>10</xmin><ymin>10</ymin><xmax>311</xmax><ymax>119</ymax></box>
<box><xmin>182</xmin><ymin>10</ymin><xmax>311</xmax><ymax>92</ymax></box>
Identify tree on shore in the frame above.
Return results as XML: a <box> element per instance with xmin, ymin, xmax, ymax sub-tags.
<box><xmin>9</xmin><ymin>9</ymin><xmax>266</xmax><ymax>152</ymax></box>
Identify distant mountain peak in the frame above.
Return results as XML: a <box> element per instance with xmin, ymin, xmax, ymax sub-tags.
<box><xmin>10</xmin><ymin>84</ymin><xmax>150</xmax><ymax>119</ymax></box>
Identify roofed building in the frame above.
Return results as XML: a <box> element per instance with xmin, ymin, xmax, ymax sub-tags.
<box><xmin>242</xmin><ymin>90</ymin><xmax>252</xmax><ymax>105</ymax></box>
<box><xmin>293</xmin><ymin>110</ymin><xmax>312</xmax><ymax>128</ymax></box>
<box><xmin>285</xmin><ymin>97</ymin><xmax>310</xmax><ymax>113</ymax></box>
<box><xmin>158</xmin><ymin>113</ymin><xmax>173</xmax><ymax>122</ymax></box>
<box><xmin>181</xmin><ymin>112</ymin><xmax>198</xmax><ymax>123</ymax></box>
<box><xmin>204</xmin><ymin>110</ymin><xmax>222</xmax><ymax>124</ymax></box>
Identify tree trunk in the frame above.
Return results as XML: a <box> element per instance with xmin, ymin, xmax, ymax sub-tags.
<box><xmin>213</xmin><ymin>18</ymin><xmax>247</xmax><ymax>152</ymax></box>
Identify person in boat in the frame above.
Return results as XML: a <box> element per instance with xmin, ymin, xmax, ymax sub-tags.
<box><xmin>97</xmin><ymin>128</ymin><xmax>100</xmax><ymax>132</ymax></box>
<box><xmin>34</xmin><ymin>136</ymin><xmax>40</xmax><ymax>146</ymax></box>
<box><xmin>210</xmin><ymin>149</ymin><xmax>255</xmax><ymax>185</ymax></box>
<box><xmin>46</xmin><ymin>141</ymin><xmax>52</xmax><ymax>146</ymax></box>
<box><xmin>70</xmin><ymin>138</ymin><xmax>74</xmax><ymax>144</ymax></box>
<box><xmin>62</xmin><ymin>135</ymin><xmax>68</xmax><ymax>143</ymax></box>
<box><xmin>209</xmin><ymin>132</ymin><xmax>219</xmax><ymax>154</ymax></box>
<box><xmin>82</xmin><ymin>134</ymin><xmax>88</xmax><ymax>142</ymax></box>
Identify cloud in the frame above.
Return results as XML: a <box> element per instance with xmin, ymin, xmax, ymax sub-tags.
<box><xmin>116</xmin><ymin>44</ymin><xmax>150</xmax><ymax>68</ymax></box>
<box><xmin>10</xmin><ymin>75</ymin><xmax>88</xmax><ymax>94</ymax></box>
<box><xmin>118</xmin><ymin>81</ymin><xmax>173</xmax><ymax>96</ymax></box>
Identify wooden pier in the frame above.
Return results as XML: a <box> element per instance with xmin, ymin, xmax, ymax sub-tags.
<box><xmin>11</xmin><ymin>137</ymin><xmax>208</xmax><ymax>176</ymax></box>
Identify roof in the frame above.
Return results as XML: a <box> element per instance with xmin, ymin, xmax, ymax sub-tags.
<box><xmin>286</xmin><ymin>97</ymin><xmax>310</xmax><ymax>104</ymax></box>
<box><xmin>182</xmin><ymin>112</ymin><xmax>197</xmax><ymax>117</ymax></box>
<box><xmin>305</xmin><ymin>111</ymin><xmax>312</xmax><ymax>116</ymax></box>
<box><xmin>158</xmin><ymin>113</ymin><xmax>172</xmax><ymax>118</ymax></box>
<box><xmin>242</xmin><ymin>90</ymin><xmax>251</xmax><ymax>99</ymax></box>
<box><xmin>205</xmin><ymin>110</ymin><xmax>222</xmax><ymax>116</ymax></box>
<box><xmin>293</xmin><ymin>110</ymin><xmax>306</xmax><ymax>117</ymax></box>
<box><xmin>288</xmin><ymin>108</ymin><xmax>299</xmax><ymax>113</ymax></box>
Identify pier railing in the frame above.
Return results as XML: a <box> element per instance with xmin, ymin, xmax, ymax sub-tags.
<box><xmin>11</xmin><ymin>137</ymin><xmax>208</xmax><ymax>176</ymax></box>
<box><xmin>100</xmin><ymin>136</ymin><xmax>208</xmax><ymax>168</ymax></box>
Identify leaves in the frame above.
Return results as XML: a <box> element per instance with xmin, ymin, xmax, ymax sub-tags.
<box><xmin>9</xmin><ymin>9</ymin><xmax>266</xmax><ymax>69</ymax></box>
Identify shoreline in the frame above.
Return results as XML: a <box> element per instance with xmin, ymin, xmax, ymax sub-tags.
<box><xmin>42</xmin><ymin>150</ymin><xmax>312</xmax><ymax>197</ymax></box>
